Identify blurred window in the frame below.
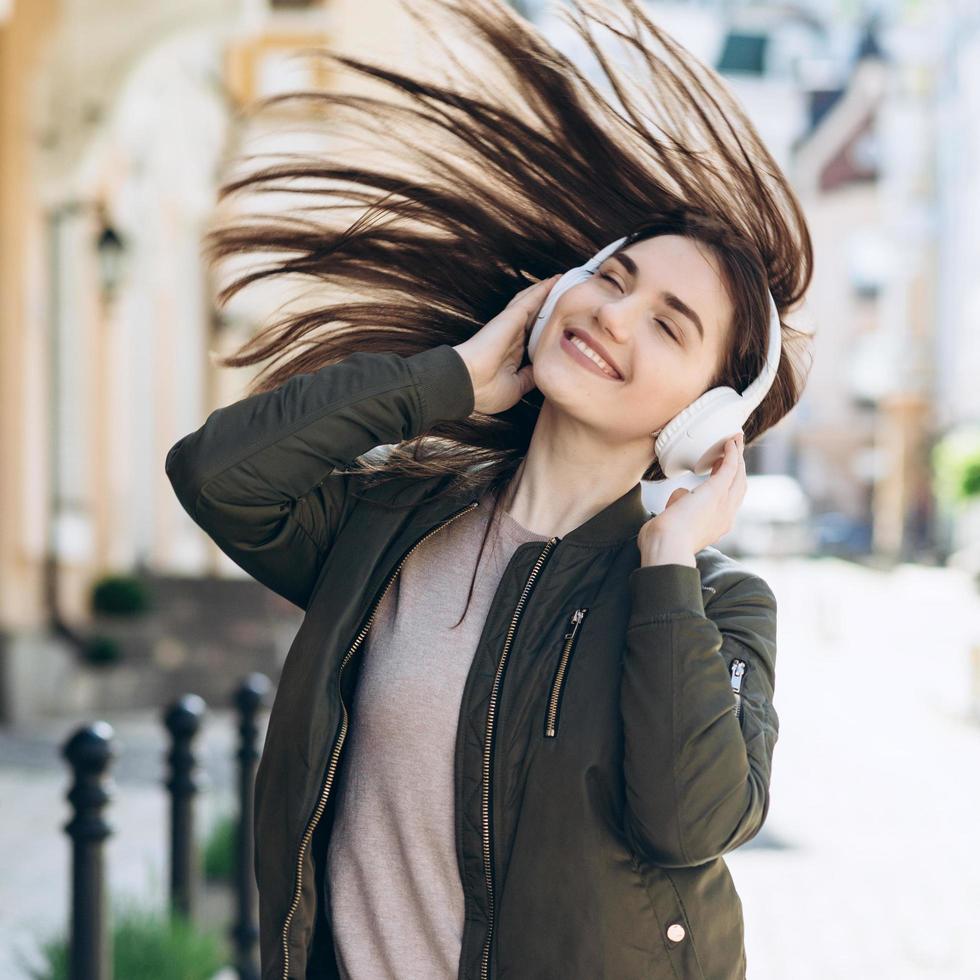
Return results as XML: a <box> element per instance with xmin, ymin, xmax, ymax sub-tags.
<box><xmin>717</xmin><ymin>32</ymin><xmax>769</xmax><ymax>75</ymax></box>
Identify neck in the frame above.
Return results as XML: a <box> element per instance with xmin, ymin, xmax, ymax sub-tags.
<box><xmin>500</xmin><ymin>400</ymin><xmax>652</xmax><ymax>539</ymax></box>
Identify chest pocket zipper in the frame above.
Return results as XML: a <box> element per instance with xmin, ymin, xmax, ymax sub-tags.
<box><xmin>729</xmin><ymin>657</ymin><xmax>747</xmax><ymax>719</ymax></box>
<box><xmin>544</xmin><ymin>608</ymin><xmax>589</xmax><ymax>738</ymax></box>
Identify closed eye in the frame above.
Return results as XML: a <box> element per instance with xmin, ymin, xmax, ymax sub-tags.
<box><xmin>598</xmin><ymin>272</ymin><xmax>678</xmax><ymax>342</ymax></box>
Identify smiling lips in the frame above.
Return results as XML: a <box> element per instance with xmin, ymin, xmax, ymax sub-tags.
<box><xmin>561</xmin><ymin>329</ymin><xmax>624</xmax><ymax>381</ymax></box>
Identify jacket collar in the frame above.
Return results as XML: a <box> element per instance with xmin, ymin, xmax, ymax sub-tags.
<box><xmin>556</xmin><ymin>478</ymin><xmax>652</xmax><ymax>547</ymax></box>
<box><xmin>439</xmin><ymin>471</ymin><xmax>652</xmax><ymax>549</ymax></box>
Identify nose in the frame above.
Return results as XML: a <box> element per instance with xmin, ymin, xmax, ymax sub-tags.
<box><xmin>595</xmin><ymin>296</ymin><xmax>633</xmax><ymax>344</ymax></box>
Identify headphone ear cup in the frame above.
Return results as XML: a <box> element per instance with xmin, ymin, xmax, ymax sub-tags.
<box><xmin>527</xmin><ymin>268</ymin><xmax>590</xmax><ymax>360</ymax></box>
<box><xmin>655</xmin><ymin>387</ymin><xmax>744</xmax><ymax>478</ymax></box>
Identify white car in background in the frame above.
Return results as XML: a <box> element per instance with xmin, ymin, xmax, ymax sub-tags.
<box><xmin>642</xmin><ymin>473</ymin><xmax>815</xmax><ymax>558</ymax></box>
<box><xmin>717</xmin><ymin>474</ymin><xmax>815</xmax><ymax>557</ymax></box>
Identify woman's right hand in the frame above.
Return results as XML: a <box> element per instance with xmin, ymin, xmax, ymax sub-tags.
<box><xmin>453</xmin><ymin>274</ymin><xmax>560</xmax><ymax>415</ymax></box>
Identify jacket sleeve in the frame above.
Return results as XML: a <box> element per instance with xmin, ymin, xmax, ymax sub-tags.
<box><xmin>620</xmin><ymin>561</ymin><xmax>779</xmax><ymax>868</ymax></box>
<box><xmin>164</xmin><ymin>344</ymin><xmax>475</xmax><ymax>611</ymax></box>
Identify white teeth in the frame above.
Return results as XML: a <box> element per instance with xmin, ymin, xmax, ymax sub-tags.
<box><xmin>569</xmin><ymin>334</ymin><xmax>619</xmax><ymax>378</ymax></box>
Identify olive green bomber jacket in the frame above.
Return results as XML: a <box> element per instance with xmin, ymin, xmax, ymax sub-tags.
<box><xmin>164</xmin><ymin>343</ymin><xmax>780</xmax><ymax>980</ymax></box>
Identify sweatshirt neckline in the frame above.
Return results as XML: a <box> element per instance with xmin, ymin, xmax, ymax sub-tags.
<box><xmin>478</xmin><ymin>491</ymin><xmax>546</xmax><ymax>541</ymax></box>
<box><xmin>472</xmin><ymin>482</ymin><xmax>648</xmax><ymax>547</ymax></box>
<box><xmin>420</xmin><ymin>469</ymin><xmax>651</xmax><ymax>549</ymax></box>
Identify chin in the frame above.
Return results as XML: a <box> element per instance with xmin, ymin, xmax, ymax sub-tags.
<box><xmin>534</xmin><ymin>361</ymin><xmax>602</xmax><ymax>419</ymax></box>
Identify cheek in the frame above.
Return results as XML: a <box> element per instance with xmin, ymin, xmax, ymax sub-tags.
<box><xmin>627</xmin><ymin>359</ymin><xmax>690</xmax><ymax>428</ymax></box>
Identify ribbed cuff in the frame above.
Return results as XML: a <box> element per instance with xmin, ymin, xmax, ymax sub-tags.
<box><xmin>628</xmin><ymin>563</ymin><xmax>706</xmax><ymax>621</ymax></box>
<box><xmin>405</xmin><ymin>344</ymin><xmax>475</xmax><ymax>429</ymax></box>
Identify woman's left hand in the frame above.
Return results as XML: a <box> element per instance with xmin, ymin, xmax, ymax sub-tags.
<box><xmin>637</xmin><ymin>432</ymin><xmax>747</xmax><ymax>559</ymax></box>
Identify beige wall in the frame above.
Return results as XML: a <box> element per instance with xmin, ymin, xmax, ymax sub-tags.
<box><xmin>0</xmin><ymin>0</ymin><xmax>60</xmax><ymax>627</ymax></box>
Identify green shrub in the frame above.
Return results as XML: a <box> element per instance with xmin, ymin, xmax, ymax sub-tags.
<box><xmin>962</xmin><ymin>457</ymin><xmax>980</xmax><ymax>498</ymax></box>
<box><xmin>202</xmin><ymin>811</ymin><xmax>236</xmax><ymax>883</ymax></box>
<box><xmin>23</xmin><ymin>894</ymin><xmax>227</xmax><ymax>980</ymax></box>
<box><xmin>82</xmin><ymin>634</ymin><xmax>122</xmax><ymax>667</ymax></box>
<box><xmin>91</xmin><ymin>573</ymin><xmax>151</xmax><ymax>615</ymax></box>
<box><xmin>932</xmin><ymin>425</ymin><xmax>980</xmax><ymax>506</ymax></box>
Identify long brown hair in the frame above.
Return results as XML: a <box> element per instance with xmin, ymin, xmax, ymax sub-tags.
<box><xmin>202</xmin><ymin>0</ymin><xmax>814</xmax><ymax>622</ymax></box>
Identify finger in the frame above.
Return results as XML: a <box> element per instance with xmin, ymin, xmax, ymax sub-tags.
<box><xmin>710</xmin><ymin>439</ymin><xmax>736</xmax><ymax>477</ymax></box>
<box><xmin>725</xmin><ymin>437</ymin><xmax>741</xmax><ymax>476</ymax></box>
<box><xmin>506</xmin><ymin>277</ymin><xmax>557</xmax><ymax>313</ymax></box>
<box><xmin>506</xmin><ymin>281</ymin><xmax>538</xmax><ymax>307</ymax></box>
<box><xmin>516</xmin><ymin>363</ymin><xmax>537</xmax><ymax>398</ymax></box>
<box><xmin>519</xmin><ymin>274</ymin><xmax>560</xmax><ymax>302</ymax></box>
<box><xmin>710</xmin><ymin>438</ymin><xmax>739</xmax><ymax>489</ymax></box>
<box><xmin>725</xmin><ymin>441</ymin><xmax>745</xmax><ymax>493</ymax></box>
<box><xmin>732</xmin><ymin>466</ymin><xmax>747</xmax><ymax>501</ymax></box>
<box><xmin>521</xmin><ymin>276</ymin><xmax>560</xmax><ymax>328</ymax></box>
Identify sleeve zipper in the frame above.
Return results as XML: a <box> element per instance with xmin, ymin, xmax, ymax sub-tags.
<box><xmin>729</xmin><ymin>657</ymin><xmax>747</xmax><ymax>720</ymax></box>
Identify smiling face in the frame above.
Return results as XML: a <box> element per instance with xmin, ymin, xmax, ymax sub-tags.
<box><xmin>531</xmin><ymin>233</ymin><xmax>734</xmax><ymax>453</ymax></box>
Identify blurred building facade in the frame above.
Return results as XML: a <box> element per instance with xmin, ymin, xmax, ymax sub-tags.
<box><xmin>0</xmin><ymin>0</ymin><xmax>434</xmax><ymax>721</ymax></box>
<box><xmin>2</xmin><ymin>0</ymin><xmax>976</xmax><ymax>721</ymax></box>
<box><xmin>606</xmin><ymin>1</ymin><xmax>972</xmax><ymax>563</ymax></box>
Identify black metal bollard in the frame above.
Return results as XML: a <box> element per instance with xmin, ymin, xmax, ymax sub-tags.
<box><xmin>231</xmin><ymin>673</ymin><xmax>271</xmax><ymax>980</ymax></box>
<box><xmin>163</xmin><ymin>694</ymin><xmax>209</xmax><ymax>922</ymax></box>
<box><xmin>62</xmin><ymin>721</ymin><xmax>117</xmax><ymax>980</ymax></box>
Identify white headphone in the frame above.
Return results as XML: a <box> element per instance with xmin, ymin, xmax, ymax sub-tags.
<box><xmin>526</xmin><ymin>234</ymin><xmax>781</xmax><ymax>480</ymax></box>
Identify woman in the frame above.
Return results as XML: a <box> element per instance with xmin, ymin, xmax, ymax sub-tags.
<box><xmin>166</xmin><ymin>1</ymin><xmax>813</xmax><ymax>977</ymax></box>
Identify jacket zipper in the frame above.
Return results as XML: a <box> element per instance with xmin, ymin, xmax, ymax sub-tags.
<box><xmin>279</xmin><ymin>498</ymin><xmax>481</xmax><ymax>980</ymax></box>
<box><xmin>729</xmin><ymin>657</ymin><xmax>747</xmax><ymax>720</ymax></box>
<box><xmin>544</xmin><ymin>608</ymin><xmax>589</xmax><ymax>738</ymax></box>
<box><xmin>480</xmin><ymin>536</ymin><xmax>559</xmax><ymax>980</ymax></box>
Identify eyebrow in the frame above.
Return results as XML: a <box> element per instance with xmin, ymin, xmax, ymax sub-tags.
<box><xmin>610</xmin><ymin>248</ymin><xmax>705</xmax><ymax>344</ymax></box>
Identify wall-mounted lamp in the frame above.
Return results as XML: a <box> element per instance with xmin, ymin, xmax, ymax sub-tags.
<box><xmin>94</xmin><ymin>207</ymin><xmax>126</xmax><ymax>302</ymax></box>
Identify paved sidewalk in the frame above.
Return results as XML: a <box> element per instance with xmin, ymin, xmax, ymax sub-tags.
<box><xmin>726</xmin><ymin>556</ymin><xmax>980</xmax><ymax>979</ymax></box>
<box><xmin>2</xmin><ymin>558</ymin><xmax>979</xmax><ymax>978</ymax></box>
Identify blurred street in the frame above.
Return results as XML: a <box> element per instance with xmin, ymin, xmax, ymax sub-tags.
<box><xmin>727</xmin><ymin>556</ymin><xmax>980</xmax><ymax>979</ymax></box>
<box><xmin>2</xmin><ymin>556</ymin><xmax>979</xmax><ymax>979</ymax></box>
